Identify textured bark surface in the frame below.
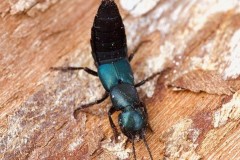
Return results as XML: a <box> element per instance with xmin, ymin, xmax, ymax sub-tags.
<box><xmin>1</xmin><ymin>0</ymin><xmax>240</xmax><ymax>159</ymax></box>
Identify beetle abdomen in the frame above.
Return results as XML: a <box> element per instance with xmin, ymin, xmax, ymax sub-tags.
<box><xmin>91</xmin><ymin>0</ymin><xmax>127</xmax><ymax>65</ymax></box>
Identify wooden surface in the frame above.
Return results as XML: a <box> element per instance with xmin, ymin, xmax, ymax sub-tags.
<box><xmin>1</xmin><ymin>0</ymin><xmax>240</xmax><ymax>159</ymax></box>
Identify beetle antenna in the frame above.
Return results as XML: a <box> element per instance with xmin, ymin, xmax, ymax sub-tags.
<box><xmin>142</xmin><ymin>133</ymin><xmax>153</xmax><ymax>160</ymax></box>
<box><xmin>102</xmin><ymin>0</ymin><xmax>114</xmax><ymax>2</ymax></box>
<box><xmin>132</xmin><ymin>136</ymin><xmax>137</xmax><ymax>160</ymax></box>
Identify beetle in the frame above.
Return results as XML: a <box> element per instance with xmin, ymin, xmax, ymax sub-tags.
<box><xmin>52</xmin><ymin>0</ymin><xmax>162</xmax><ymax>159</ymax></box>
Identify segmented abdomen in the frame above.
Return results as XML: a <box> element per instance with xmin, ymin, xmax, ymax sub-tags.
<box><xmin>91</xmin><ymin>0</ymin><xmax>127</xmax><ymax>66</ymax></box>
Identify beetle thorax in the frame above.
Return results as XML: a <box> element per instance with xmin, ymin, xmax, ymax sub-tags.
<box><xmin>110</xmin><ymin>83</ymin><xmax>140</xmax><ymax>110</ymax></box>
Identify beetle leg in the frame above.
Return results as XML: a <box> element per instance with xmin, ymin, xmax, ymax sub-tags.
<box><xmin>140</xmin><ymin>102</ymin><xmax>153</xmax><ymax>133</ymax></box>
<box><xmin>108</xmin><ymin>107</ymin><xmax>119</xmax><ymax>141</ymax></box>
<box><xmin>73</xmin><ymin>92</ymin><xmax>109</xmax><ymax>118</ymax></box>
<box><xmin>51</xmin><ymin>66</ymin><xmax>98</xmax><ymax>77</ymax></box>
<box><xmin>134</xmin><ymin>72</ymin><xmax>162</xmax><ymax>87</ymax></box>
<box><xmin>128</xmin><ymin>40</ymin><xmax>151</xmax><ymax>62</ymax></box>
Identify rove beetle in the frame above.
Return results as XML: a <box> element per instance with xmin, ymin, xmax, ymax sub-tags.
<box><xmin>52</xmin><ymin>0</ymin><xmax>162</xmax><ymax>159</ymax></box>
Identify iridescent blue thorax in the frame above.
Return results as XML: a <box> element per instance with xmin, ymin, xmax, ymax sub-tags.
<box><xmin>98</xmin><ymin>58</ymin><xmax>134</xmax><ymax>91</ymax></box>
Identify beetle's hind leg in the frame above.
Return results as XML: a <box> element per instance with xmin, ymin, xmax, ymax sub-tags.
<box><xmin>51</xmin><ymin>66</ymin><xmax>98</xmax><ymax>77</ymax></box>
<box><xmin>73</xmin><ymin>92</ymin><xmax>109</xmax><ymax>118</ymax></box>
<box><xmin>134</xmin><ymin>72</ymin><xmax>162</xmax><ymax>88</ymax></box>
<box><xmin>128</xmin><ymin>40</ymin><xmax>151</xmax><ymax>62</ymax></box>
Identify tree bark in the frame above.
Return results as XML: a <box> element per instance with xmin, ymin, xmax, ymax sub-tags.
<box><xmin>1</xmin><ymin>0</ymin><xmax>240</xmax><ymax>159</ymax></box>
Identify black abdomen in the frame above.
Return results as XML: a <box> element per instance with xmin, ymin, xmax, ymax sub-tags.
<box><xmin>91</xmin><ymin>0</ymin><xmax>127</xmax><ymax>66</ymax></box>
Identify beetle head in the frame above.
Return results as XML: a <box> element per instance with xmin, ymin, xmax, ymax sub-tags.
<box><xmin>118</xmin><ymin>109</ymin><xmax>147</xmax><ymax>139</ymax></box>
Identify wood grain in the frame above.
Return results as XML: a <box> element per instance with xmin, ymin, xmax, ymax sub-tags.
<box><xmin>1</xmin><ymin>0</ymin><xmax>240</xmax><ymax>159</ymax></box>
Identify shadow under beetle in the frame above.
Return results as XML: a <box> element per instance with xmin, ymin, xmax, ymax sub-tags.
<box><xmin>52</xmin><ymin>0</ymin><xmax>163</xmax><ymax>159</ymax></box>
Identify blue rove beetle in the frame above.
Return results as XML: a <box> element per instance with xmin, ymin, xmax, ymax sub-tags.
<box><xmin>52</xmin><ymin>0</ymin><xmax>162</xmax><ymax>159</ymax></box>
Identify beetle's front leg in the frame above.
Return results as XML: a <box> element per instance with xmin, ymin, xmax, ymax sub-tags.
<box><xmin>108</xmin><ymin>106</ymin><xmax>119</xmax><ymax>141</ymax></box>
<box><xmin>74</xmin><ymin>92</ymin><xmax>109</xmax><ymax>118</ymax></box>
<box><xmin>139</xmin><ymin>102</ymin><xmax>153</xmax><ymax>133</ymax></box>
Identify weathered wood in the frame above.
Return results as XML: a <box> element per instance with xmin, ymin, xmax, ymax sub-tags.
<box><xmin>1</xmin><ymin>0</ymin><xmax>240</xmax><ymax>159</ymax></box>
